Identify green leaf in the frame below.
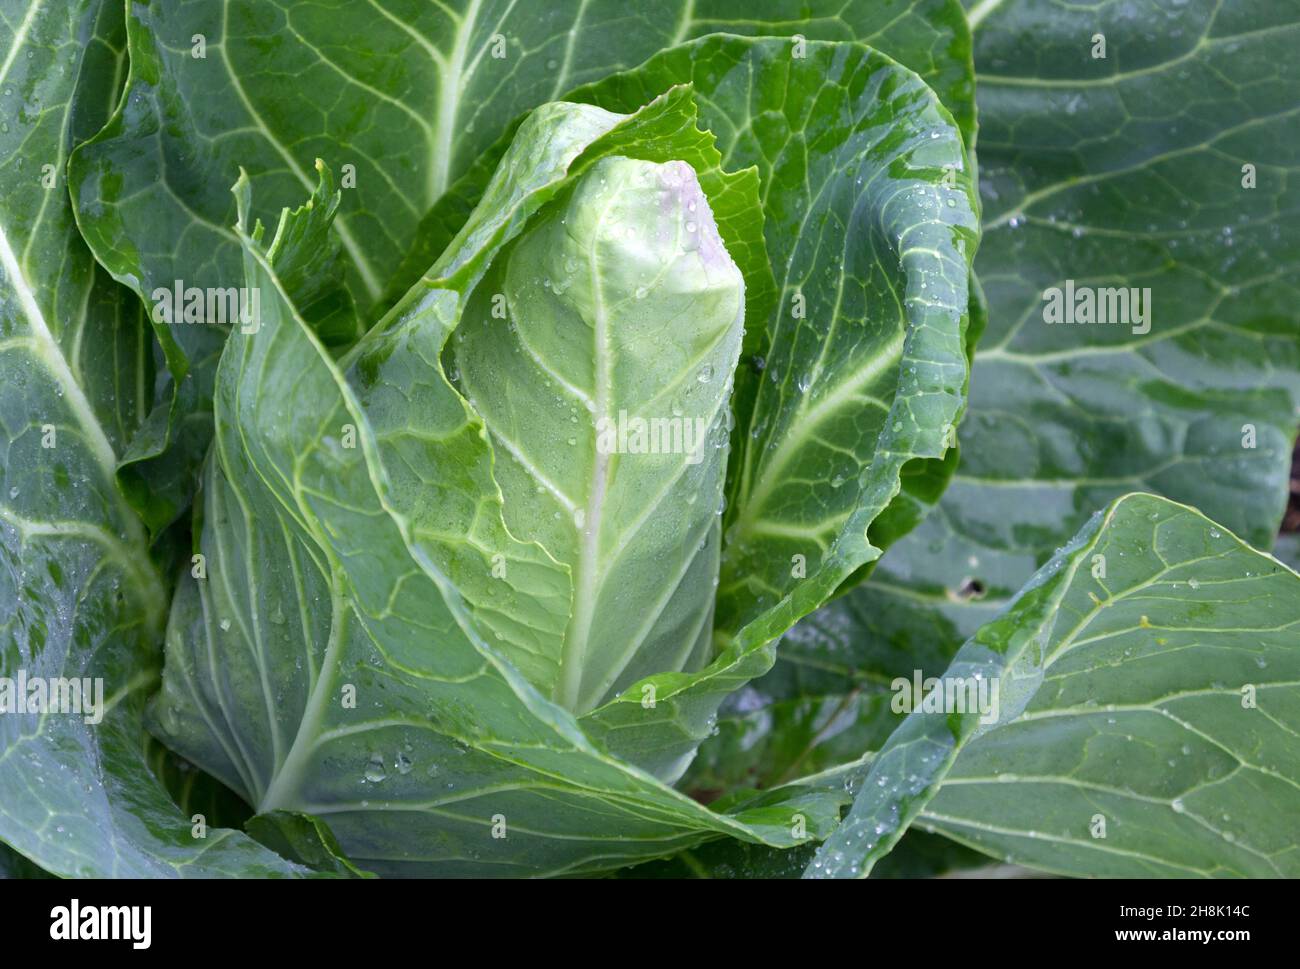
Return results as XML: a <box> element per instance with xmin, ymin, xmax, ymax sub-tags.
<box><xmin>809</xmin><ymin>494</ymin><xmax>1300</xmax><ymax>878</ymax></box>
<box><xmin>452</xmin><ymin>152</ymin><xmax>745</xmax><ymax>714</ymax></box>
<box><xmin>847</xmin><ymin>0</ymin><xmax>1300</xmax><ymax>660</ymax></box>
<box><xmin>0</xmin><ymin>0</ymin><xmax>306</xmax><ymax>877</ymax></box>
<box><xmin>683</xmin><ymin>690</ymin><xmax>900</xmax><ymax>796</ymax></box>
<box><xmin>672</xmin><ymin>281</ymin><xmax>985</xmax><ymax>810</ymax></box>
<box><xmin>245</xmin><ymin>811</ymin><xmax>374</xmax><ymax>877</ymax></box>
<box><xmin>621</xmin><ymin>827</ymin><xmax>989</xmax><ymax>878</ymax></box>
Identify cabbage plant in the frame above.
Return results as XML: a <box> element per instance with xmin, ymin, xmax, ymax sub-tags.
<box><xmin>144</xmin><ymin>69</ymin><xmax>978</xmax><ymax>875</ymax></box>
<box><xmin>2</xmin><ymin>0</ymin><xmax>1297</xmax><ymax>880</ymax></box>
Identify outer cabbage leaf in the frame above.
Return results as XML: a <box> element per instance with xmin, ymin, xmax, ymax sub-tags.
<box><xmin>621</xmin><ymin>827</ymin><xmax>988</xmax><ymax>879</ymax></box>
<box><xmin>845</xmin><ymin>0</ymin><xmax>1300</xmax><ymax>666</ymax></box>
<box><xmin>0</xmin><ymin>0</ymin><xmax>306</xmax><ymax>878</ymax></box>
<box><xmin>810</xmin><ymin>494</ymin><xmax>1300</xmax><ymax>878</ymax></box>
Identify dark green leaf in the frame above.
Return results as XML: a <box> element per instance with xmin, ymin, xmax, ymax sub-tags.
<box><xmin>0</xmin><ymin>0</ymin><xmax>306</xmax><ymax>878</ymax></box>
<box><xmin>245</xmin><ymin>811</ymin><xmax>373</xmax><ymax>877</ymax></box>
<box><xmin>848</xmin><ymin>0</ymin><xmax>1300</xmax><ymax>665</ymax></box>
<box><xmin>810</xmin><ymin>494</ymin><xmax>1300</xmax><ymax>878</ymax></box>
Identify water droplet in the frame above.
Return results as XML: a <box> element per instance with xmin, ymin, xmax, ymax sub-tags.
<box><xmin>364</xmin><ymin>753</ymin><xmax>387</xmax><ymax>783</ymax></box>
<box><xmin>697</xmin><ymin>364</ymin><xmax>714</xmax><ymax>383</ymax></box>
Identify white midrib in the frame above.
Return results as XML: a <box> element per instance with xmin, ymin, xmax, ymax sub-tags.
<box><xmin>0</xmin><ymin>221</ymin><xmax>147</xmax><ymax>555</ymax></box>
<box><xmin>430</xmin><ymin>0</ymin><xmax>482</xmax><ymax>204</ymax></box>
<box><xmin>257</xmin><ymin>573</ymin><xmax>347</xmax><ymax>812</ymax></box>
<box><xmin>555</xmin><ymin>197</ymin><xmax>617</xmax><ymax>712</ymax></box>
<box><xmin>549</xmin><ymin>0</ymin><xmax>590</xmax><ymax>99</ymax></box>
<box><xmin>0</xmin><ymin>0</ymin><xmax>43</xmax><ymax>87</ymax></box>
<box><xmin>670</xmin><ymin>0</ymin><xmax>696</xmax><ymax>46</ymax></box>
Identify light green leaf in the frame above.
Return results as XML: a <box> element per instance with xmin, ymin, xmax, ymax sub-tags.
<box><xmin>452</xmin><ymin>152</ymin><xmax>744</xmax><ymax>714</ymax></box>
<box><xmin>0</xmin><ymin>0</ymin><xmax>305</xmax><ymax>877</ymax></box>
<box><xmin>354</xmin><ymin>85</ymin><xmax>777</xmax><ymax>776</ymax></box>
<box><xmin>810</xmin><ymin>494</ymin><xmax>1300</xmax><ymax>878</ymax></box>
